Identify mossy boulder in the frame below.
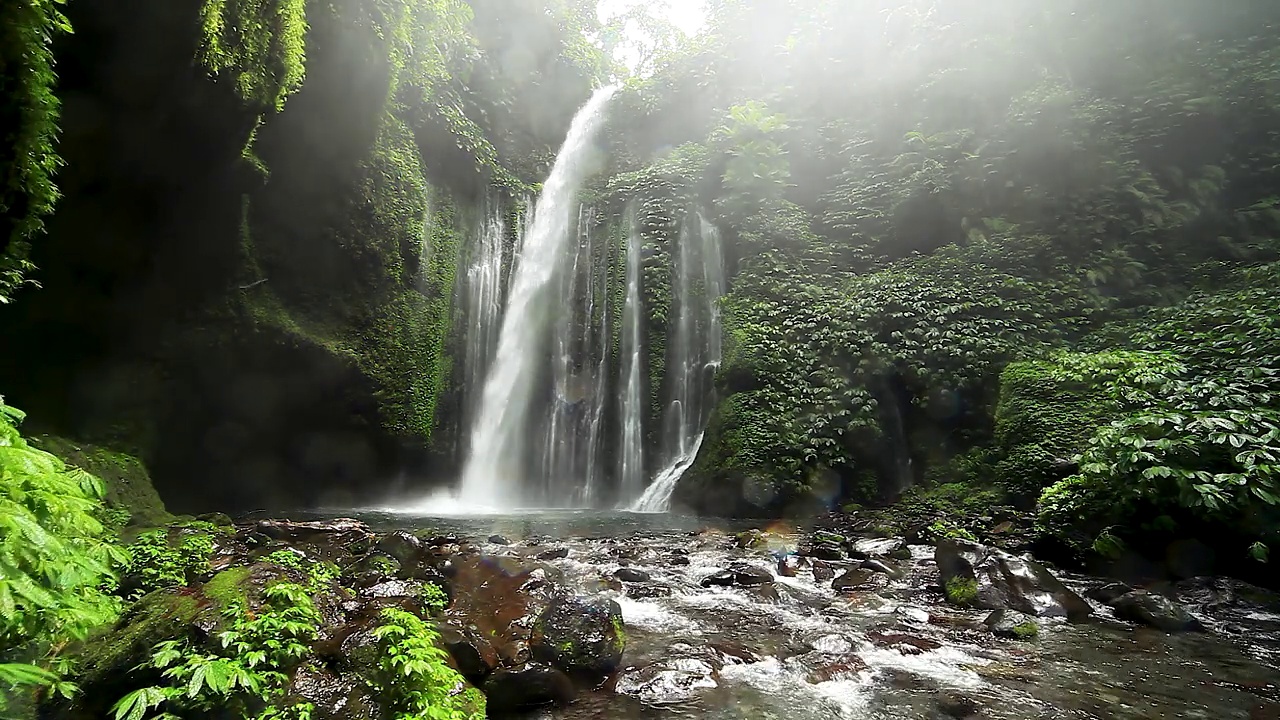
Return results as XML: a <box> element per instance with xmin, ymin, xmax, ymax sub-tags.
<box><xmin>35</xmin><ymin>436</ymin><xmax>172</xmax><ymax>528</ymax></box>
<box><xmin>50</xmin><ymin>589</ymin><xmax>202</xmax><ymax>719</ymax></box>
<box><xmin>529</xmin><ymin>595</ymin><xmax>626</xmax><ymax>684</ymax></box>
<box><xmin>935</xmin><ymin>539</ymin><xmax>1092</xmax><ymax>620</ymax></box>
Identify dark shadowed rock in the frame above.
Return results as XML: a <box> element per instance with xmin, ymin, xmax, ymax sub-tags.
<box><xmin>752</xmin><ymin>582</ymin><xmax>783</xmax><ymax>604</ymax></box>
<box><xmin>1110</xmin><ymin>591</ymin><xmax>1202</xmax><ymax>632</ymax></box>
<box><xmin>626</xmin><ymin>583</ymin><xmax>674</xmax><ymax>599</ymax></box>
<box><xmin>811</xmin><ymin>560</ymin><xmax>836</xmax><ymax>582</ymax></box>
<box><xmin>777</xmin><ymin>554</ymin><xmax>804</xmax><ymax>577</ymax></box>
<box><xmin>803</xmin><ymin>540</ymin><xmax>846</xmax><ymax>561</ymax></box>
<box><xmin>832</xmin><ymin>569</ymin><xmax>879</xmax><ymax>592</ymax></box>
<box><xmin>255</xmin><ymin>518</ymin><xmax>371</xmax><ymax>546</ymax></box>
<box><xmin>983</xmin><ymin>609</ymin><xmax>1040</xmax><ymax>639</ymax></box>
<box><xmin>530</xmin><ymin>595</ymin><xmax>626</xmax><ymax>682</ymax></box>
<box><xmin>285</xmin><ymin>661</ymin><xmax>383</xmax><ymax>720</ymax></box>
<box><xmin>935</xmin><ymin>539</ymin><xmax>1091</xmax><ymax>620</ymax></box>
<box><xmin>489</xmin><ymin>535</ymin><xmax>511</xmax><ymax>545</ymax></box>
<box><xmin>860</xmin><ymin>558</ymin><xmax>904</xmax><ymax>579</ymax></box>
<box><xmin>804</xmin><ymin>654</ymin><xmax>868</xmax><ymax>684</ymax></box>
<box><xmin>438</xmin><ymin>623</ymin><xmax>500</xmax><ymax>683</ymax></box>
<box><xmin>614</xmin><ymin>567</ymin><xmax>651</xmax><ymax>583</ymax></box>
<box><xmin>731</xmin><ymin>565</ymin><xmax>774</xmax><ymax>586</ymax></box>
<box><xmin>866</xmin><ymin>631</ymin><xmax>942</xmax><ymax>655</ymax></box>
<box><xmin>484</xmin><ymin>664</ymin><xmax>576</xmax><ymax>714</ymax></box>
<box><xmin>375</xmin><ymin>530</ymin><xmax>423</xmax><ymax>567</ymax></box>
<box><xmin>736</xmin><ymin>529</ymin><xmax>766</xmax><ymax>549</ymax></box>
<box><xmin>538</xmin><ymin>547</ymin><xmax>570</xmax><ymax>560</ymax></box>
<box><xmin>1088</xmin><ymin>582</ymin><xmax>1134</xmax><ymax>604</ymax></box>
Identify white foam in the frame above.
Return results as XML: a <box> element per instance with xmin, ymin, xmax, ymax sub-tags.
<box><xmin>616</xmin><ymin>597</ymin><xmax>701</xmax><ymax>634</ymax></box>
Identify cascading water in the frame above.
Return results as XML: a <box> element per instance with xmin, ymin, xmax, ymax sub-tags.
<box><xmin>539</xmin><ymin>207</ymin><xmax>613</xmax><ymax>506</ymax></box>
<box><xmin>631</xmin><ymin>212</ymin><xmax>725</xmax><ymax>512</ymax></box>
<box><xmin>617</xmin><ymin>207</ymin><xmax>646</xmax><ymax>502</ymax></box>
<box><xmin>458</xmin><ymin>86</ymin><xmax>617</xmax><ymax>508</ymax></box>
<box><xmin>459</xmin><ymin>198</ymin><xmax>515</xmax><ymax>432</ymax></box>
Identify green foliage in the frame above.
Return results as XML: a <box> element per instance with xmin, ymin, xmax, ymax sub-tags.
<box><xmin>262</xmin><ymin>550</ymin><xmax>340</xmax><ymax>595</ymax></box>
<box><xmin>943</xmin><ymin>577</ymin><xmax>978</xmax><ymax>606</ymax></box>
<box><xmin>199</xmin><ymin>0</ymin><xmax>308</xmax><ymax>111</ymax></box>
<box><xmin>923</xmin><ymin>520</ymin><xmax>977</xmax><ymax>544</ymax></box>
<box><xmin>35</xmin><ymin>437</ymin><xmax>172</xmax><ymax>529</ymax></box>
<box><xmin>0</xmin><ymin>398</ymin><xmax>126</xmax><ymax>712</ymax></box>
<box><xmin>0</xmin><ymin>0</ymin><xmax>73</xmax><ymax>302</ymax></box>
<box><xmin>418</xmin><ymin>583</ymin><xmax>448</xmax><ymax>614</ymax></box>
<box><xmin>368</xmin><ymin>607</ymin><xmax>485</xmax><ymax>720</ymax></box>
<box><xmin>110</xmin><ymin>582</ymin><xmax>320</xmax><ymax>720</ymax></box>
<box><xmin>125</xmin><ymin>531</ymin><xmax>215</xmax><ymax>598</ymax></box>
<box><xmin>1012</xmin><ymin>620</ymin><xmax>1039</xmax><ymax>639</ymax></box>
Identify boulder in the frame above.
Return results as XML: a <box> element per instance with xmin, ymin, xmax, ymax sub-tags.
<box><xmin>256</xmin><ymin>518</ymin><xmax>371</xmax><ymax>547</ymax></box>
<box><xmin>860</xmin><ymin>558</ymin><xmax>904</xmax><ymax>579</ymax></box>
<box><xmin>803</xmin><ymin>654</ymin><xmax>868</xmax><ymax>684</ymax></box>
<box><xmin>626</xmin><ymin>583</ymin><xmax>674</xmax><ymax>599</ymax></box>
<box><xmin>983</xmin><ymin>609</ymin><xmax>1040</xmax><ymax>639</ymax></box>
<box><xmin>285</xmin><ymin>662</ymin><xmax>383</xmax><ymax>720</ymax></box>
<box><xmin>735</xmin><ymin>529</ymin><xmax>767</xmax><ymax>549</ymax></box>
<box><xmin>1087</xmin><ymin>582</ymin><xmax>1134</xmax><ymax>604</ymax></box>
<box><xmin>811</xmin><ymin>560</ymin><xmax>836</xmax><ymax>582</ymax></box>
<box><xmin>483</xmin><ymin>664</ymin><xmax>576</xmax><ymax>714</ymax></box>
<box><xmin>865</xmin><ymin>631</ymin><xmax>942</xmax><ymax>656</ymax></box>
<box><xmin>934</xmin><ymin>539</ymin><xmax>1091</xmax><ymax>620</ymax></box>
<box><xmin>537</xmin><ymin>547</ymin><xmax>570</xmax><ymax>560</ymax></box>
<box><xmin>832</xmin><ymin>569</ymin><xmax>878</xmax><ymax>593</ymax></box>
<box><xmin>530</xmin><ymin>595</ymin><xmax>626</xmax><ymax>682</ymax></box>
<box><xmin>700</xmin><ymin>565</ymin><xmax>773</xmax><ymax>588</ymax></box>
<box><xmin>1109</xmin><ymin>591</ymin><xmax>1202</xmax><ymax>632</ymax></box>
<box><xmin>777</xmin><ymin>554</ymin><xmax>804</xmax><ymax>577</ymax></box>
<box><xmin>614</xmin><ymin>567</ymin><xmax>651</xmax><ymax>583</ymax></box>
<box><xmin>438</xmin><ymin>623</ymin><xmax>500</xmax><ymax>683</ymax></box>
<box><xmin>488</xmin><ymin>535</ymin><xmax>511</xmax><ymax>545</ymax></box>
<box><xmin>802</xmin><ymin>540</ymin><xmax>846</xmax><ymax>561</ymax></box>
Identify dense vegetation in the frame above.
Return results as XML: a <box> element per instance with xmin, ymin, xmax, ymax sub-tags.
<box><xmin>2</xmin><ymin>0</ymin><xmax>1280</xmax><ymax>712</ymax></box>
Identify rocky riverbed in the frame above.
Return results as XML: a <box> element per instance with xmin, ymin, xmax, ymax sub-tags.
<box><xmin>62</xmin><ymin>510</ymin><xmax>1280</xmax><ymax>719</ymax></box>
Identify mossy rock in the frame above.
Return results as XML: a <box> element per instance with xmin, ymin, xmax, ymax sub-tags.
<box><xmin>530</xmin><ymin>595</ymin><xmax>626</xmax><ymax>683</ymax></box>
<box><xmin>51</xmin><ymin>589</ymin><xmax>202</xmax><ymax>719</ymax></box>
<box><xmin>36</xmin><ymin>436</ymin><xmax>172</xmax><ymax>528</ymax></box>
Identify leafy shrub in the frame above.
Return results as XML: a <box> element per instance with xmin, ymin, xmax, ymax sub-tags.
<box><xmin>368</xmin><ymin>607</ymin><xmax>484</xmax><ymax>720</ymax></box>
<box><xmin>0</xmin><ymin>399</ymin><xmax>126</xmax><ymax>711</ymax></box>
<box><xmin>111</xmin><ymin>582</ymin><xmax>320</xmax><ymax>720</ymax></box>
<box><xmin>125</xmin><ymin>530</ymin><xmax>215</xmax><ymax>597</ymax></box>
<box><xmin>262</xmin><ymin>549</ymin><xmax>341</xmax><ymax>595</ymax></box>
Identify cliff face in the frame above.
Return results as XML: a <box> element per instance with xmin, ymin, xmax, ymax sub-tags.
<box><xmin>0</xmin><ymin>0</ymin><xmax>600</xmax><ymax>512</ymax></box>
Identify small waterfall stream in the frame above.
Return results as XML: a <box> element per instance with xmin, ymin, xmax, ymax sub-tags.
<box><xmin>631</xmin><ymin>212</ymin><xmax>725</xmax><ymax>511</ymax></box>
<box><xmin>617</xmin><ymin>208</ymin><xmax>646</xmax><ymax>502</ymax></box>
<box><xmin>460</xmin><ymin>198</ymin><xmax>515</xmax><ymax>434</ymax></box>
<box><xmin>459</xmin><ymin>86</ymin><xmax>617</xmax><ymax>508</ymax></box>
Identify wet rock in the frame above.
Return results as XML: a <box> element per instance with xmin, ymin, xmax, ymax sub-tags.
<box><xmin>701</xmin><ymin>565</ymin><xmax>772</xmax><ymax>588</ymax></box>
<box><xmin>736</xmin><ymin>529</ymin><xmax>767</xmax><ymax>549</ymax></box>
<box><xmin>708</xmin><ymin>641</ymin><xmax>763</xmax><ymax>665</ymax></box>
<box><xmin>752</xmin><ymin>582</ymin><xmax>783</xmax><ymax>604</ymax></box>
<box><xmin>802</xmin><ymin>540</ymin><xmax>846</xmax><ymax>561</ymax></box>
<box><xmin>1088</xmin><ymin>582</ymin><xmax>1134</xmax><ymax>604</ymax></box>
<box><xmin>489</xmin><ymin>534</ymin><xmax>510</xmax><ymax>545</ymax></box>
<box><xmin>895</xmin><ymin>606</ymin><xmax>931</xmax><ymax>624</ymax></box>
<box><xmin>615</xmin><ymin>658</ymin><xmax>718</xmax><ymax>703</ymax></box>
<box><xmin>614</xmin><ymin>567</ymin><xmax>651</xmax><ymax>583</ymax></box>
<box><xmin>338</xmin><ymin>628</ymin><xmax>382</xmax><ymax>673</ymax></box>
<box><xmin>832</xmin><ymin>569</ymin><xmax>879</xmax><ymax>592</ymax></box>
<box><xmin>285</xmin><ymin>661</ymin><xmax>382</xmax><ymax>720</ymax></box>
<box><xmin>374</xmin><ymin>530</ymin><xmax>423</xmax><ymax>568</ymax></box>
<box><xmin>438</xmin><ymin>623</ymin><xmax>500</xmax><ymax>683</ymax></box>
<box><xmin>935</xmin><ymin>539</ymin><xmax>1091</xmax><ymax>620</ymax></box>
<box><xmin>484</xmin><ymin>663</ymin><xmax>576</xmax><ymax>714</ymax></box>
<box><xmin>1174</xmin><ymin>576</ymin><xmax>1280</xmax><ymax>614</ymax></box>
<box><xmin>983</xmin><ymin>609</ymin><xmax>1040</xmax><ymax>639</ymax></box>
<box><xmin>936</xmin><ymin>691</ymin><xmax>983</xmax><ymax>719</ymax></box>
<box><xmin>861</xmin><ymin>558</ymin><xmax>904</xmax><ymax>579</ymax></box>
<box><xmin>666</xmin><ymin>553</ymin><xmax>691</xmax><ymax>567</ymax></box>
<box><xmin>813</xmin><ymin>530</ymin><xmax>848</xmax><ymax>546</ymax></box>
<box><xmin>359</xmin><ymin>578</ymin><xmax>422</xmax><ymax>599</ymax></box>
<box><xmin>811</xmin><ymin>560</ymin><xmax>836</xmax><ymax>582</ymax></box>
<box><xmin>808</xmin><ymin>633</ymin><xmax>856</xmax><ymax>654</ymax></box>
<box><xmin>530</xmin><ymin>595</ymin><xmax>626</xmax><ymax>682</ymax></box>
<box><xmin>255</xmin><ymin>518</ymin><xmax>371</xmax><ymax>546</ymax></box>
<box><xmin>537</xmin><ymin>547</ymin><xmax>570</xmax><ymax>560</ymax></box>
<box><xmin>422</xmin><ymin>533</ymin><xmax>463</xmax><ymax>547</ymax></box>
<box><xmin>805</xmin><ymin>654</ymin><xmax>868</xmax><ymax>684</ymax></box>
<box><xmin>626</xmin><ymin>583</ymin><xmax>673</xmax><ymax>599</ymax></box>
<box><xmin>1109</xmin><ymin>591</ymin><xmax>1202</xmax><ymax>632</ymax></box>
<box><xmin>866</xmin><ymin>631</ymin><xmax>942</xmax><ymax>656</ymax></box>
<box><xmin>854</xmin><ymin>537</ymin><xmax>905</xmax><ymax>557</ymax></box>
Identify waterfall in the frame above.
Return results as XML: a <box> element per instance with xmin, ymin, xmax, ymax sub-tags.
<box><xmin>459</xmin><ymin>86</ymin><xmax>617</xmax><ymax>508</ymax></box>
<box><xmin>617</xmin><ymin>208</ymin><xmax>646</xmax><ymax>502</ymax></box>
<box><xmin>539</xmin><ymin>207</ymin><xmax>612</xmax><ymax>506</ymax></box>
<box><xmin>460</xmin><ymin>199</ymin><xmax>514</xmax><ymax>433</ymax></box>
<box><xmin>631</xmin><ymin>212</ymin><xmax>725</xmax><ymax>512</ymax></box>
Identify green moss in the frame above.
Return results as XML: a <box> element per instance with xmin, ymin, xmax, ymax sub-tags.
<box><xmin>1012</xmin><ymin>620</ymin><xmax>1040</xmax><ymax>639</ymax></box>
<box><xmin>944</xmin><ymin>576</ymin><xmax>979</xmax><ymax>606</ymax></box>
<box><xmin>77</xmin><ymin>590</ymin><xmax>201</xmax><ymax>689</ymax></box>
<box><xmin>611</xmin><ymin>614</ymin><xmax>627</xmax><ymax>648</ymax></box>
<box><xmin>199</xmin><ymin>0</ymin><xmax>308</xmax><ymax>111</ymax></box>
<box><xmin>36</xmin><ymin>436</ymin><xmax>172</xmax><ymax>528</ymax></box>
<box><xmin>203</xmin><ymin>566</ymin><xmax>254</xmax><ymax>610</ymax></box>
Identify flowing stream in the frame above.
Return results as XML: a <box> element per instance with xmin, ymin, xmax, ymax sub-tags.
<box><xmin>617</xmin><ymin>207</ymin><xmax>646</xmax><ymax>503</ymax></box>
<box><xmin>459</xmin><ymin>86</ymin><xmax>616</xmax><ymax>508</ymax></box>
<box><xmin>341</xmin><ymin>509</ymin><xmax>1280</xmax><ymax>720</ymax></box>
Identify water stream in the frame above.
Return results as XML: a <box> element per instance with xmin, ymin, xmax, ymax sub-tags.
<box><xmin>618</xmin><ymin>207</ymin><xmax>647</xmax><ymax>503</ymax></box>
